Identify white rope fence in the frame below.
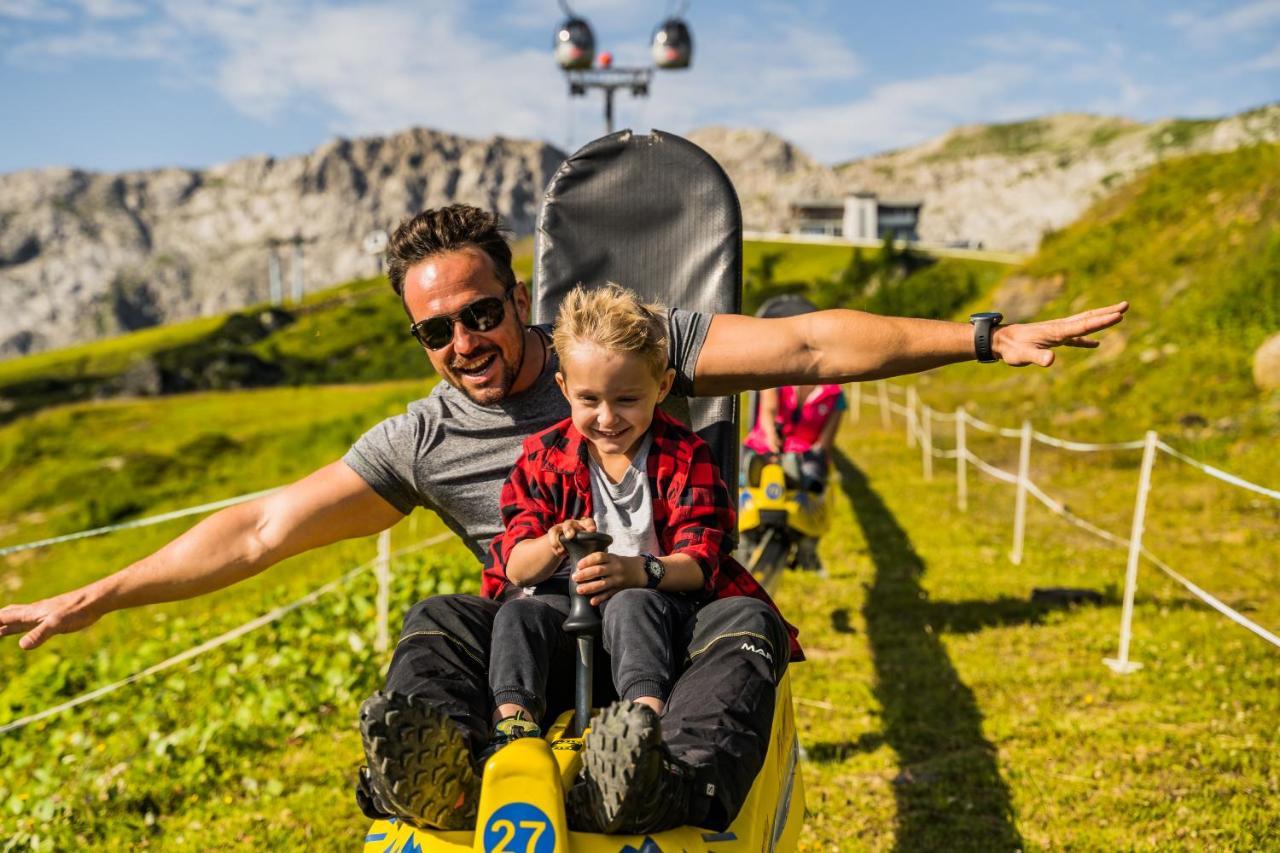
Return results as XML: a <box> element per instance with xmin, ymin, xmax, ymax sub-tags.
<box><xmin>0</xmin><ymin>487</ymin><xmax>282</xmax><ymax>558</ymax></box>
<box><xmin>0</xmin><ymin>532</ymin><xmax>453</xmax><ymax>735</ymax></box>
<box><xmin>853</xmin><ymin>380</ymin><xmax>1279</xmax><ymax>672</ymax></box>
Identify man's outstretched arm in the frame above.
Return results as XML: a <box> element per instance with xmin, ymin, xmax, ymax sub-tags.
<box><xmin>0</xmin><ymin>461</ymin><xmax>404</xmax><ymax>650</ymax></box>
<box><xmin>691</xmin><ymin>302</ymin><xmax>1128</xmax><ymax>394</ymax></box>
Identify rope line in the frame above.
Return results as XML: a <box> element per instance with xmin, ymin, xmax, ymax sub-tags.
<box><xmin>1023</xmin><ymin>480</ymin><xmax>1132</xmax><ymax>549</ymax></box>
<box><xmin>0</xmin><ymin>532</ymin><xmax>454</xmax><ymax>735</ymax></box>
<box><xmin>962</xmin><ymin>449</ymin><xmax>1019</xmax><ymax>484</ymax></box>
<box><xmin>0</xmin><ymin>487</ymin><xmax>282</xmax><ymax>558</ymax></box>
<box><xmin>1032</xmin><ymin>432</ymin><xmax>1145</xmax><ymax>453</ymax></box>
<box><xmin>1141</xmin><ymin>547</ymin><xmax>1280</xmax><ymax>649</ymax></box>
<box><xmin>885</xmin><ymin>383</ymin><xmax>1275</xmax><ymax>498</ymax></box>
<box><xmin>961</xmin><ymin>413</ymin><xmax>1023</xmax><ymax>438</ymax></box>
<box><xmin>1156</xmin><ymin>441</ymin><xmax>1280</xmax><ymax>500</ymax></box>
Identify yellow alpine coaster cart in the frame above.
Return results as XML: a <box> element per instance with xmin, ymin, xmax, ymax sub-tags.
<box><xmin>363</xmin><ymin>679</ymin><xmax>802</xmax><ymax>852</ymax></box>
<box><xmin>364</xmin><ymin>129</ymin><xmax>805</xmax><ymax>852</ymax></box>
<box><xmin>737</xmin><ymin>454</ymin><xmax>830</xmax><ymax>591</ymax></box>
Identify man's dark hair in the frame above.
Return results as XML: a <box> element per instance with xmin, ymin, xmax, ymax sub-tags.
<box><xmin>386</xmin><ymin>204</ymin><xmax>516</xmax><ymax>299</ymax></box>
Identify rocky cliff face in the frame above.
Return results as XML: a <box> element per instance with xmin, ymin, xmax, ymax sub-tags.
<box><xmin>0</xmin><ymin>129</ymin><xmax>565</xmax><ymax>359</ymax></box>
<box><xmin>691</xmin><ymin>103</ymin><xmax>1280</xmax><ymax>252</ymax></box>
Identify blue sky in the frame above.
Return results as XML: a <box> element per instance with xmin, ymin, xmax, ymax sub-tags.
<box><xmin>0</xmin><ymin>0</ymin><xmax>1276</xmax><ymax>174</ymax></box>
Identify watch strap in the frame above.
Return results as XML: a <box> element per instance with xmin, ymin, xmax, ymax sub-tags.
<box><xmin>641</xmin><ymin>553</ymin><xmax>663</xmax><ymax>588</ymax></box>
<box><xmin>970</xmin><ymin>313</ymin><xmax>1001</xmax><ymax>363</ymax></box>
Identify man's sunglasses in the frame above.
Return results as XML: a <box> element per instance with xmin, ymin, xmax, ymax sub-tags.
<box><xmin>409</xmin><ymin>285</ymin><xmax>515</xmax><ymax>351</ymax></box>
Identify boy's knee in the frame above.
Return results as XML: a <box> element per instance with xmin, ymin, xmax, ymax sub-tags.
<box><xmin>492</xmin><ymin>595</ymin><xmax>561</xmax><ymax>634</ymax></box>
<box><xmin>605</xmin><ymin>587</ymin><xmax>664</xmax><ymax>614</ymax></box>
<box><xmin>601</xmin><ymin>587</ymin><xmax>665</xmax><ymax>628</ymax></box>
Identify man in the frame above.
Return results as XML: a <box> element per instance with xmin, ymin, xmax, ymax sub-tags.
<box><xmin>0</xmin><ymin>204</ymin><xmax>1127</xmax><ymax>834</ymax></box>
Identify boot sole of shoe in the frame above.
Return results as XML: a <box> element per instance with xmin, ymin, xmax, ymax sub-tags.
<box><xmin>359</xmin><ymin>691</ymin><xmax>480</xmax><ymax>831</ymax></box>
<box><xmin>575</xmin><ymin>703</ymin><xmax>663</xmax><ymax>833</ymax></box>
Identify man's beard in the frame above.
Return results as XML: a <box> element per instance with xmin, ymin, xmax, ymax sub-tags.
<box><xmin>445</xmin><ymin>335</ymin><xmax>524</xmax><ymax>406</ymax></box>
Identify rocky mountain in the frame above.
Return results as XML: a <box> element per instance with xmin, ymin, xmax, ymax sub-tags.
<box><xmin>6</xmin><ymin>104</ymin><xmax>1277</xmax><ymax>361</ymax></box>
<box><xmin>0</xmin><ymin>129</ymin><xmax>564</xmax><ymax>359</ymax></box>
<box><xmin>690</xmin><ymin>103</ymin><xmax>1280</xmax><ymax>253</ymax></box>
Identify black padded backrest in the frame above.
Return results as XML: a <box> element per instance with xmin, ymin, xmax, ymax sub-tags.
<box><xmin>533</xmin><ymin>129</ymin><xmax>743</xmax><ymax>487</ymax></box>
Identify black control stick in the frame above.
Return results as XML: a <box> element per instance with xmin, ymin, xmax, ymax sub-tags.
<box><xmin>559</xmin><ymin>531</ymin><xmax>612</xmax><ymax>736</ymax></box>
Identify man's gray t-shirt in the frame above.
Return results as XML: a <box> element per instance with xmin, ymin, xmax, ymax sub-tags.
<box><xmin>342</xmin><ymin>310</ymin><xmax>711</xmax><ymax>564</ymax></box>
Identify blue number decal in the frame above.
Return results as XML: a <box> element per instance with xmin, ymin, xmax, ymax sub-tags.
<box><xmin>483</xmin><ymin>803</ymin><xmax>555</xmax><ymax>853</ymax></box>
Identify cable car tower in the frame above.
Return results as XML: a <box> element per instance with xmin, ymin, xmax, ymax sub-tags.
<box><xmin>554</xmin><ymin>0</ymin><xmax>694</xmax><ymax>135</ymax></box>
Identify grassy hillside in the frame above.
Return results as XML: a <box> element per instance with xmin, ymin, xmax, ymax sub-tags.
<box><xmin>913</xmin><ymin>142</ymin><xmax>1280</xmax><ymax>481</ymax></box>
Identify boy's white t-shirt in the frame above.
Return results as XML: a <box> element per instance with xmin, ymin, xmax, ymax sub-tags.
<box><xmin>587</xmin><ymin>432</ymin><xmax>661</xmax><ymax>560</ymax></box>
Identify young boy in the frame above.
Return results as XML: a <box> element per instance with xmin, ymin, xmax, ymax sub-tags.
<box><xmin>483</xmin><ymin>283</ymin><xmax>801</xmax><ymax>833</ymax></box>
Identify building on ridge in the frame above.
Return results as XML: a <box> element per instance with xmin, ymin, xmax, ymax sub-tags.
<box><xmin>789</xmin><ymin>193</ymin><xmax>923</xmax><ymax>243</ymax></box>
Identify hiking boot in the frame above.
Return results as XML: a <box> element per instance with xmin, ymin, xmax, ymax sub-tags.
<box><xmin>354</xmin><ymin>765</ymin><xmax>393</xmax><ymax>821</ymax></box>
<box><xmin>478</xmin><ymin>711</ymin><xmax>543</xmax><ymax>764</ymax></box>
<box><xmin>567</xmin><ymin>701</ymin><xmax>697</xmax><ymax>834</ymax></box>
<box><xmin>358</xmin><ymin>690</ymin><xmax>481</xmax><ymax>830</ymax></box>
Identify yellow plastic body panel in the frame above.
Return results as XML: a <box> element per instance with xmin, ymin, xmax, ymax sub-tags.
<box><xmin>738</xmin><ymin>461</ymin><xmax>829</xmax><ymax>540</ymax></box>
<box><xmin>363</xmin><ymin>675</ymin><xmax>804</xmax><ymax>852</ymax></box>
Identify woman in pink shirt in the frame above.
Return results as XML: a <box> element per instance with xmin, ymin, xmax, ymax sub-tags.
<box><xmin>743</xmin><ymin>382</ymin><xmax>845</xmax><ymax>492</ymax></box>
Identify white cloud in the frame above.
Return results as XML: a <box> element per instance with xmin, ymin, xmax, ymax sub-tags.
<box><xmin>1169</xmin><ymin>0</ymin><xmax>1280</xmax><ymax>45</ymax></box>
<box><xmin>989</xmin><ymin>1</ymin><xmax>1056</xmax><ymax>16</ymax></box>
<box><xmin>972</xmin><ymin>31</ymin><xmax>1085</xmax><ymax>57</ymax></box>
<box><xmin>753</xmin><ymin>63</ymin><xmax>1035</xmax><ymax>162</ymax></box>
<box><xmin>154</xmin><ymin>1</ymin><xmax>561</xmax><ymax>141</ymax></box>
<box><xmin>75</xmin><ymin>0</ymin><xmax>146</xmax><ymax>19</ymax></box>
<box><xmin>1246</xmin><ymin>42</ymin><xmax>1280</xmax><ymax>69</ymax></box>
<box><xmin>0</xmin><ymin>0</ymin><xmax>68</xmax><ymax>21</ymax></box>
<box><xmin>503</xmin><ymin>0</ymin><xmax>653</xmax><ymax>31</ymax></box>
<box><xmin>9</xmin><ymin>20</ymin><xmax>179</xmax><ymax>62</ymax></box>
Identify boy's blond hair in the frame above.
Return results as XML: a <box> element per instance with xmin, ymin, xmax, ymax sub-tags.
<box><xmin>553</xmin><ymin>283</ymin><xmax>669</xmax><ymax>379</ymax></box>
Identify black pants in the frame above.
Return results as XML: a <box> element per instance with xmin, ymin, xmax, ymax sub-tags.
<box><xmin>384</xmin><ymin>591</ymin><xmax>791</xmax><ymax>829</ymax></box>
<box><xmin>489</xmin><ymin>587</ymin><xmax>701</xmax><ymax>719</ymax></box>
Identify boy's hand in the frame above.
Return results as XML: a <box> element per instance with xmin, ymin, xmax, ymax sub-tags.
<box><xmin>572</xmin><ymin>553</ymin><xmax>646</xmax><ymax>605</ymax></box>
<box><xmin>545</xmin><ymin>518</ymin><xmax>596</xmax><ymax>559</ymax></box>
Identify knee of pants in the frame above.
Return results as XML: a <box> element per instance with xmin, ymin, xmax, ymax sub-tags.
<box><xmin>602</xmin><ymin>587</ymin><xmax>666</xmax><ymax>622</ymax></box>
<box><xmin>492</xmin><ymin>595</ymin><xmax>564</xmax><ymax>636</ymax></box>
<box><xmin>694</xmin><ymin>597</ymin><xmax>790</xmax><ymax>671</ymax></box>
<box><xmin>401</xmin><ymin>593</ymin><xmax>475</xmax><ymax>633</ymax></box>
<box><xmin>601</xmin><ymin>587</ymin><xmax>667</xmax><ymax>643</ymax></box>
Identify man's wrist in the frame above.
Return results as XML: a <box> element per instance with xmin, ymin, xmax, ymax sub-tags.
<box><xmin>78</xmin><ymin>579</ymin><xmax>115</xmax><ymax>619</ymax></box>
<box><xmin>990</xmin><ymin>325</ymin><xmax>1009</xmax><ymax>362</ymax></box>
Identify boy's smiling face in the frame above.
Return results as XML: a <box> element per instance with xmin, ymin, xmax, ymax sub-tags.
<box><xmin>556</xmin><ymin>342</ymin><xmax>675</xmax><ymax>459</ymax></box>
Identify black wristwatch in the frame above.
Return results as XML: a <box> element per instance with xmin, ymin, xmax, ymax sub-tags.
<box><xmin>969</xmin><ymin>312</ymin><xmax>1003</xmax><ymax>363</ymax></box>
<box><xmin>641</xmin><ymin>553</ymin><xmax>665</xmax><ymax>589</ymax></box>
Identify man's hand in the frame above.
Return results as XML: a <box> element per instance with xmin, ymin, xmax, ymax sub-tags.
<box><xmin>572</xmin><ymin>553</ymin><xmax>645</xmax><ymax>606</ymax></box>
<box><xmin>0</xmin><ymin>588</ymin><xmax>102</xmax><ymax>650</ymax></box>
<box><xmin>993</xmin><ymin>301</ymin><xmax>1128</xmax><ymax>367</ymax></box>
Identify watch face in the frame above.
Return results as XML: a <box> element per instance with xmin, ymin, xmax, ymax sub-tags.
<box><xmin>970</xmin><ymin>311</ymin><xmax>1002</xmax><ymax>322</ymax></box>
